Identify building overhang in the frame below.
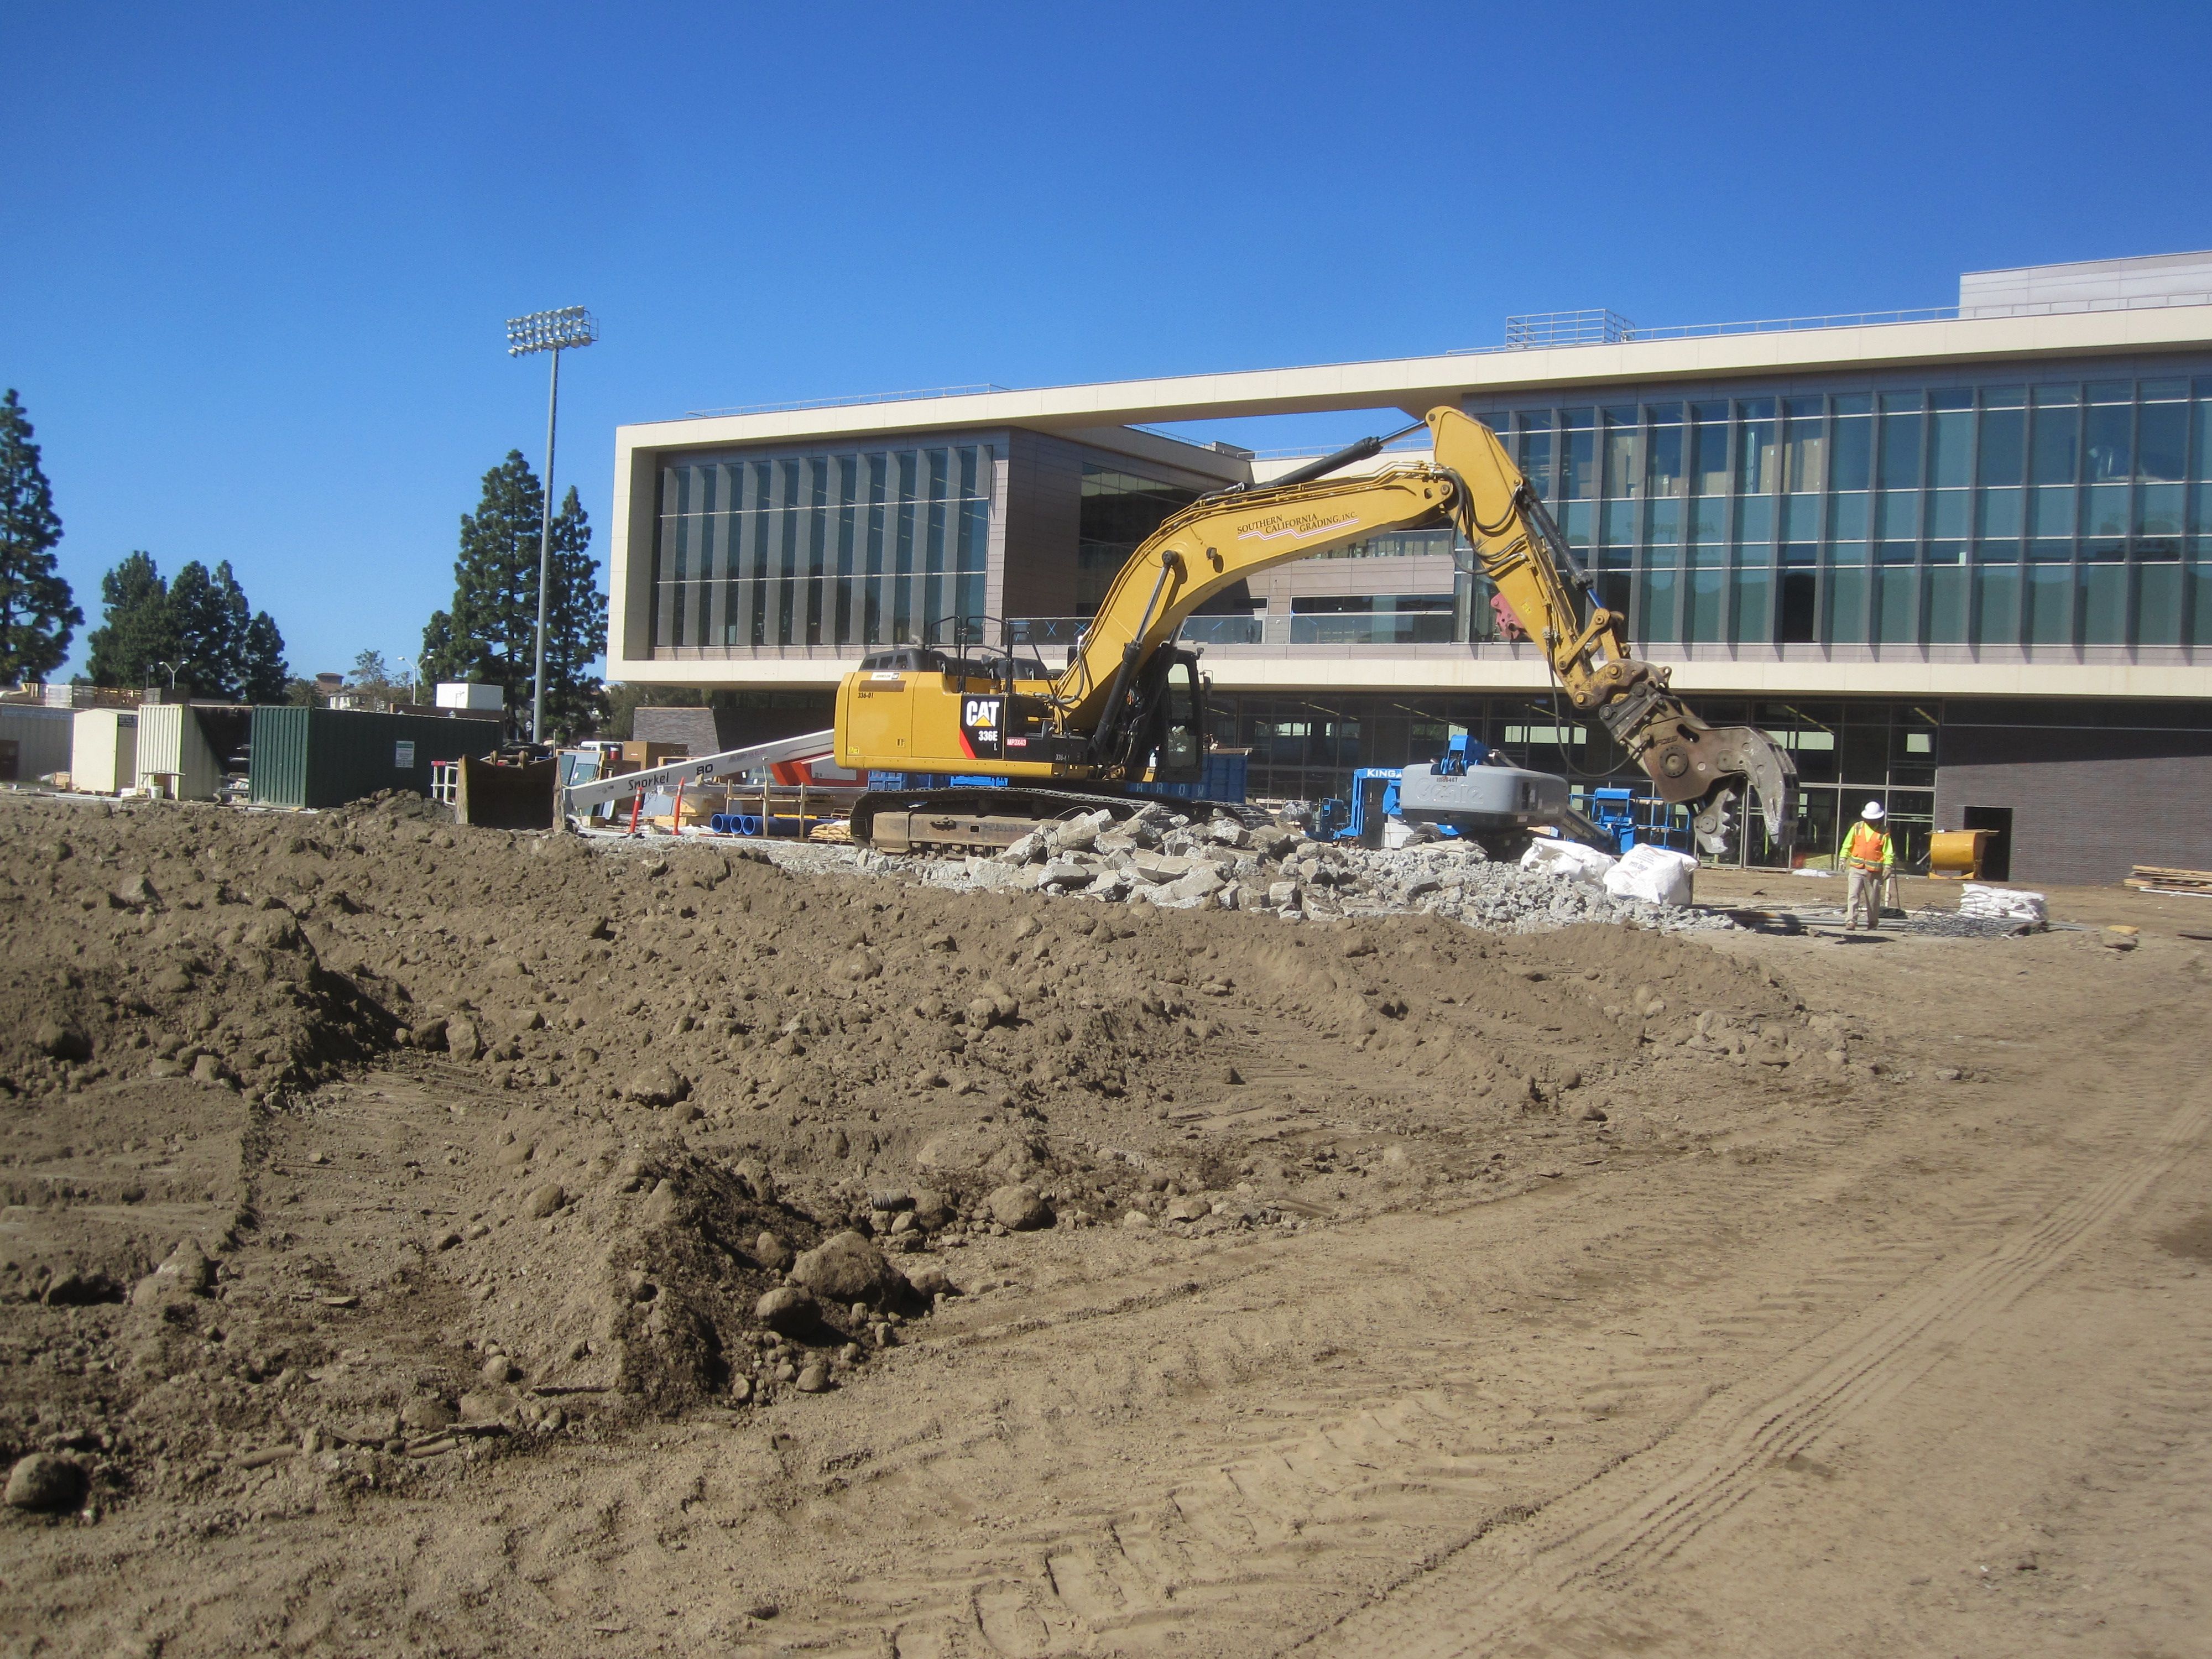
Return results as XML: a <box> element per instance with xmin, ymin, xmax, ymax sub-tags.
<box><xmin>605</xmin><ymin>650</ymin><xmax>2210</xmax><ymax>703</ymax></box>
<box><xmin>606</xmin><ymin>293</ymin><xmax>2212</xmax><ymax>692</ymax></box>
<box><xmin>615</xmin><ymin>302</ymin><xmax>2212</xmax><ymax>458</ymax></box>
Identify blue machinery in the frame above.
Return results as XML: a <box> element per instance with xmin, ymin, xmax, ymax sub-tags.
<box><xmin>1313</xmin><ymin>734</ymin><xmax>1493</xmax><ymax>845</ymax></box>
<box><xmin>1312</xmin><ymin>735</ymin><xmax>1690</xmax><ymax>854</ymax></box>
<box><xmin>1310</xmin><ymin>768</ymin><xmax>1422</xmax><ymax>845</ymax></box>
<box><xmin>1577</xmin><ymin>786</ymin><xmax>1694</xmax><ymax>854</ymax></box>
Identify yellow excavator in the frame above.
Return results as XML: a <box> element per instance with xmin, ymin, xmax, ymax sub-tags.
<box><xmin>836</xmin><ymin>406</ymin><xmax>1795</xmax><ymax>856</ymax></box>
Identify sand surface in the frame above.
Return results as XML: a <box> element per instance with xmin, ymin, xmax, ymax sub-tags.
<box><xmin>1</xmin><ymin>794</ymin><xmax>2205</xmax><ymax>1657</ymax></box>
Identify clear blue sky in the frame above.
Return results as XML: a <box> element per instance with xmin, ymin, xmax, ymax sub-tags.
<box><xmin>8</xmin><ymin>1</ymin><xmax>2209</xmax><ymax>682</ymax></box>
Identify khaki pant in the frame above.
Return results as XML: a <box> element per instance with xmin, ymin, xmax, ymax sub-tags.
<box><xmin>1847</xmin><ymin>865</ymin><xmax>1885</xmax><ymax>927</ymax></box>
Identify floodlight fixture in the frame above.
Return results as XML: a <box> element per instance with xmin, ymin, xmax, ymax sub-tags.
<box><xmin>504</xmin><ymin>305</ymin><xmax>599</xmax><ymax>744</ymax></box>
<box><xmin>506</xmin><ymin>306</ymin><xmax>598</xmax><ymax>356</ymax></box>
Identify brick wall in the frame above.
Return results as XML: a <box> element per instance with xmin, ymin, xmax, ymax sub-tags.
<box><xmin>1935</xmin><ymin>724</ymin><xmax>2212</xmax><ymax>884</ymax></box>
<box><xmin>633</xmin><ymin>698</ymin><xmax>833</xmax><ymax>757</ymax></box>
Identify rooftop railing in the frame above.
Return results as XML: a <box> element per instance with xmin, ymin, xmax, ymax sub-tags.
<box><xmin>1503</xmin><ymin>309</ymin><xmax>1637</xmax><ymax>347</ymax></box>
<box><xmin>1475</xmin><ymin>289</ymin><xmax>2212</xmax><ymax>354</ymax></box>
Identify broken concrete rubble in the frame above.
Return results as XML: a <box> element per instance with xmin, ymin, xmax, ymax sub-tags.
<box><xmin>894</xmin><ymin>805</ymin><xmax>1728</xmax><ymax>935</ymax></box>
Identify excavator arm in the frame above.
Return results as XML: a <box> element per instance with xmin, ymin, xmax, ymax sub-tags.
<box><xmin>1425</xmin><ymin>409</ymin><xmax>1797</xmax><ymax>852</ymax></box>
<box><xmin>1051</xmin><ymin>468</ymin><xmax>1457</xmax><ymax>734</ymax></box>
<box><xmin>1047</xmin><ymin>407</ymin><xmax>1795</xmax><ymax>853</ymax></box>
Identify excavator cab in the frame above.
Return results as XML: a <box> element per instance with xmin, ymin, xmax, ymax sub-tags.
<box><xmin>1149</xmin><ymin>652</ymin><xmax>1204</xmax><ymax>780</ymax></box>
<box><xmin>1104</xmin><ymin>645</ymin><xmax>1205</xmax><ymax>783</ymax></box>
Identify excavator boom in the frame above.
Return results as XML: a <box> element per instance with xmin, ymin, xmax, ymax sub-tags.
<box><xmin>1425</xmin><ymin>410</ymin><xmax>1797</xmax><ymax>851</ymax></box>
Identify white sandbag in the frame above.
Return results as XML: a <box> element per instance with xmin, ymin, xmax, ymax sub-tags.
<box><xmin>1958</xmin><ymin>883</ymin><xmax>2046</xmax><ymax>923</ymax></box>
<box><xmin>1603</xmin><ymin>842</ymin><xmax>1699</xmax><ymax>906</ymax></box>
<box><xmin>1520</xmin><ymin>838</ymin><xmax>1618</xmax><ymax>885</ymax></box>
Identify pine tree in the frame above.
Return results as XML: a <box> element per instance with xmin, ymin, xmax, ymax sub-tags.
<box><xmin>417</xmin><ymin>607</ymin><xmax>473</xmax><ymax>687</ymax></box>
<box><xmin>86</xmin><ymin>551</ymin><xmax>178</xmax><ymax>687</ymax></box>
<box><xmin>168</xmin><ymin>559</ymin><xmax>252</xmax><ymax>699</ymax></box>
<box><xmin>0</xmin><ymin>389</ymin><xmax>82</xmax><ymax>682</ymax></box>
<box><xmin>421</xmin><ymin>452</ymin><xmax>607</xmax><ymax>737</ymax></box>
<box><xmin>541</xmin><ymin>486</ymin><xmax>607</xmax><ymax>732</ymax></box>
<box><xmin>241</xmin><ymin>611</ymin><xmax>289</xmax><ymax>703</ymax></box>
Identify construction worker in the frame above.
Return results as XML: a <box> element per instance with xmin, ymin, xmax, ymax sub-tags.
<box><xmin>1843</xmin><ymin>800</ymin><xmax>1895</xmax><ymax>930</ymax></box>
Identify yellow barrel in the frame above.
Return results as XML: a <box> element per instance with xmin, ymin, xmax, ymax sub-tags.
<box><xmin>1928</xmin><ymin>828</ymin><xmax>1990</xmax><ymax>879</ymax></box>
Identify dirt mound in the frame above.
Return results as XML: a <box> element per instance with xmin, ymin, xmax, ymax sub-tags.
<box><xmin>0</xmin><ymin>792</ymin><xmax>1823</xmax><ymax>1551</ymax></box>
<box><xmin>0</xmin><ymin>808</ymin><xmax>400</xmax><ymax>1110</ymax></box>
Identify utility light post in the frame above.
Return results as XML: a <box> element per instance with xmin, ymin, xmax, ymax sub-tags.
<box><xmin>505</xmin><ymin>305</ymin><xmax>598</xmax><ymax>745</ymax></box>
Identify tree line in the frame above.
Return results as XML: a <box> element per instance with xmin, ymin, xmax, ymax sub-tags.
<box><xmin>0</xmin><ymin>387</ymin><xmax>607</xmax><ymax>738</ymax></box>
<box><xmin>86</xmin><ymin>552</ymin><xmax>290</xmax><ymax>701</ymax></box>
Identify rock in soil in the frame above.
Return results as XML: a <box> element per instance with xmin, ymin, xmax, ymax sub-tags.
<box><xmin>755</xmin><ymin>1286</ymin><xmax>817</xmax><ymax>1333</ymax></box>
<box><xmin>988</xmin><ymin>1182</ymin><xmax>1051</xmax><ymax>1230</ymax></box>
<box><xmin>902</xmin><ymin>1263</ymin><xmax>954</xmax><ymax>1300</ymax></box>
<box><xmin>910</xmin><ymin>1187</ymin><xmax>956</xmax><ymax>1230</ymax></box>
<box><xmin>401</xmin><ymin>1396</ymin><xmax>458</xmax><ymax>1431</ymax></box>
<box><xmin>622</xmin><ymin>1061</ymin><xmax>691</xmax><ymax>1106</ymax></box>
<box><xmin>4</xmin><ymin>1453</ymin><xmax>85</xmax><ymax>1513</ymax></box>
<box><xmin>790</xmin><ymin>1230</ymin><xmax>895</xmax><ymax>1303</ymax></box>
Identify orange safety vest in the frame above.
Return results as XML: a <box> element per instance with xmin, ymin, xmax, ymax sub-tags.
<box><xmin>1844</xmin><ymin>821</ymin><xmax>1893</xmax><ymax>870</ymax></box>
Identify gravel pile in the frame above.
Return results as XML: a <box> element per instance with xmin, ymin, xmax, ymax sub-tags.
<box><xmin>1888</xmin><ymin>911</ymin><xmax>2046</xmax><ymax>940</ymax></box>
<box><xmin>852</xmin><ymin>805</ymin><xmax>1730</xmax><ymax>936</ymax></box>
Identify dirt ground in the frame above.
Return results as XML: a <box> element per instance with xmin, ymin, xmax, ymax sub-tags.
<box><xmin>1</xmin><ymin>792</ymin><xmax>2207</xmax><ymax>1658</ymax></box>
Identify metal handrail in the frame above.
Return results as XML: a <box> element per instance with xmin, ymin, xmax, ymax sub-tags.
<box><xmin>1505</xmin><ymin>309</ymin><xmax>1638</xmax><ymax>347</ymax></box>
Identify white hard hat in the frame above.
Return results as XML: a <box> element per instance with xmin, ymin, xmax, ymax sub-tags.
<box><xmin>1862</xmin><ymin>800</ymin><xmax>1885</xmax><ymax>821</ymax></box>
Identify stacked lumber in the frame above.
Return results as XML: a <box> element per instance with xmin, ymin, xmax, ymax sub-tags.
<box><xmin>2124</xmin><ymin>864</ymin><xmax>2212</xmax><ymax>896</ymax></box>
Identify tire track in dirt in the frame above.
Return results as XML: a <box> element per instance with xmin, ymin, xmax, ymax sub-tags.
<box><xmin>1300</xmin><ymin>1083</ymin><xmax>2212</xmax><ymax>1658</ymax></box>
<box><xmin>2025</xmin><ymin>1313</ymin><xmax>2212</xmax><ymax>1646</ymax></box>
<box><xmin>742</xmin><ymin>1102</ymin><xmax>2008</xmax><ymax>1656</ymax></box>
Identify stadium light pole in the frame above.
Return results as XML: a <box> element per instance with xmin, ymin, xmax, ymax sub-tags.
<box><xmin>505</xmin><ymin>305</ymin><xmax>599</xmax><ymax>745</ymax></box>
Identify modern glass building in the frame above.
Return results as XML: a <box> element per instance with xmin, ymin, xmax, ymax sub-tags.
<box><xmin>1463</xmin><ymin>371</ymin><xmax>2208</xmax><ymax>654</ymax></box>
<box><xmin>607</xmin><ymin>251</ymin><xmax>2212</xmax><ymax>882</ymax></box>
<box><xmin>651</xmin><ymin>440</ymin><xmax>995</xmax><ymax>653</ymax></box>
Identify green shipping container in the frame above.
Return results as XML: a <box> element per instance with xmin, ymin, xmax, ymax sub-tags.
<box><xmin>247</xmin><ymin>707</ymin><xmax>497</xmax><ymax>809</ymax></box>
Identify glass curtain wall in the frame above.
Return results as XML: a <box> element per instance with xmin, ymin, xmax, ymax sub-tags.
<box><xmin>1314</xmin><ymin>529</ymin><xmax>1462</xmax><ymax>559</ymax></box>
<box><xmin>1078</xmin><ymin>467</ymin><xmax>1199</xmax><ymax>614</ymax></box>
<box><xmin>1289</xmin><ymin>594</ymin><xmax>1455</xmax><ymax>644</ymax></box>
<box><xmin>653</xmin><ymin>442</ymin><xmax>993</xmax><ymax>652</ymax></box>
<box><xmin>1472</xmin><ymin>371</ymin><xmax>2212</xmax><ymax>649</ymax></box>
